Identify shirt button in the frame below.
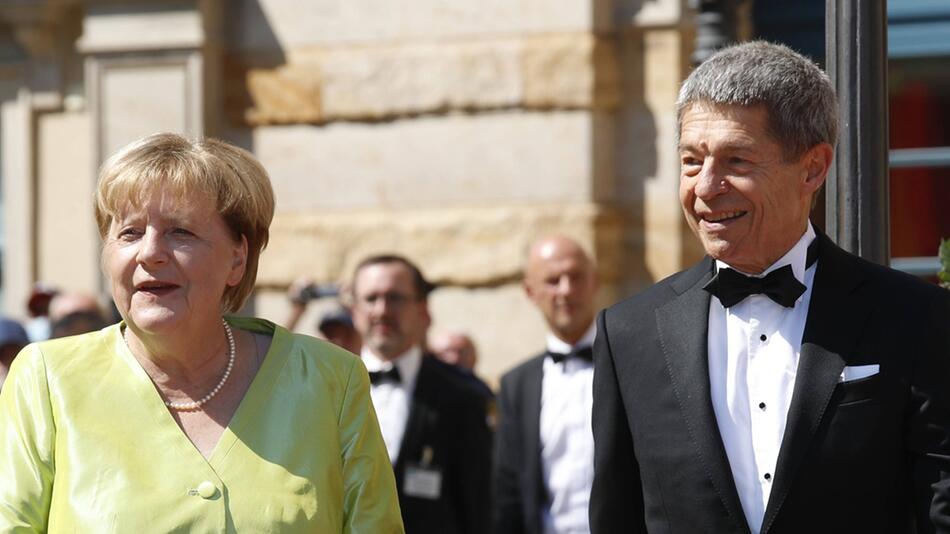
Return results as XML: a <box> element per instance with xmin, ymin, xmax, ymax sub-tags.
<box><xmin>197</xmin><ymin>481</ymin><xmax>217</xmax><ymax>499</ymax></box>
<box><xmin>760</xmin><ymin>334</ymin><xmax>767</xmax><ymax>342</ymax></box>
<box><xmin>764</xmin><ymin>473</ymin><xmax>772</xmax><ymax>481</ymax></box>
<box><xmin>759</xmin><ymin>402</ymin><xmax>766</xmax><ymax>410</ymax></box>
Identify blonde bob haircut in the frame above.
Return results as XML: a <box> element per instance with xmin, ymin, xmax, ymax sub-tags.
<box><xmin>95</xmin><ymin>133</ymin><xmax>275</xmax><ymax>313</ymax></box>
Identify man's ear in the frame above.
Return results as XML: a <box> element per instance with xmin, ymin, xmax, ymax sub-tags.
<box><xmin>523</xmin><ymin>279</ymin><xmax>536</xmax><ymax>302</ymax></box>
<box><xmin>802</xmin><ymin>142</ymin><xmax>834</xmax><ymax>196</ymax></box>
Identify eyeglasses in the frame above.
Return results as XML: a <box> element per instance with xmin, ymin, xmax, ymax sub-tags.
<box><xmin>354</xmin><ymin>291</ymin><xmax>418</xmax><ymax>309</ymax></box>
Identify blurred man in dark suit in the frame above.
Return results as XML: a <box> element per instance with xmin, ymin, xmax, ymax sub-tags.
<box><xmin>494</xmin><ymin>235</ymin><xmax>598</xmax><ymax>534</ymax></box>
<box><xmin>351</xmin><ymin>254</ymin><xmax>492</xmax><ymax>534</ymax></box>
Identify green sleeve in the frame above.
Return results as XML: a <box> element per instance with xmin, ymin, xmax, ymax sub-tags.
<box><xmin>338</xmin><ymin>356</ymin><xmax>405</xmax><ymax>534</ymax></box>
<box><xmin>0</xmin><ymin>345</ymin><xmax>55</xmax><ymax>533</ymax></box>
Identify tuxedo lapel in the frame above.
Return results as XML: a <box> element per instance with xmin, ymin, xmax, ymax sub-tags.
<box><xmin>395</xmin><ymin>357</ymin><xmax>435</xmax><ymax>479</ymax></box>
<box><xmin>522</xmin><ymin>358</ymin><xmax>546</xmax><ymax>506</ymax></box>
<box><xmin>761</xmin><ymin>235</ymin><xmax>874</xmax><ymax>534</ymax></box>
<box><xmin>656</xmin><ymin>257</ymin><xmax>749</xmax><ymax>533</ymax></box>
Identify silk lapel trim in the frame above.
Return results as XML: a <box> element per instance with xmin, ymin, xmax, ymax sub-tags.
<box><xmin>656</xmin><ymin>257</ymin><xmax>750</xmax><ymax>533</ymax></box>
<box><xmin>760</xmin><ymin>235</ymin><xmax>872</xmax><ymax>534</ymax></box>
<box><xmin>395</xmin><ymin>356</ymin><xmax>433</xmax><ymax>480</ymax></box>
<box><xmin>523</xmin><ymin>357</ymin><xmax>545</xmax><ymax>503</ymax></box>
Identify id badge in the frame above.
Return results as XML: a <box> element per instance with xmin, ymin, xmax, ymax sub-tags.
<box><xmin>403</xmin><ymin>445</ymin><xmax>441</xmax><ymax>500</ymax></box>
<box><xmin>403</xmin><ymin>464</ymin><xmax>442</xmax><ymax>500</ymax></box>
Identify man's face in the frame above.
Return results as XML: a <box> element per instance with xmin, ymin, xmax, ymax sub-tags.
<box><xmin>524</xmin><ymin>239</ymin><xmax>598</xmax><ymax>344</ymax></box>
<box><xmin>351</xmin><ymin>263</ymin><xmax>429</xmax><ymax>360</ymax></box>
<box><xmin>678</xmin><ymin>103</ymin><xmax>829</xmax><ymax>273</ymax></box>
<box><xmin>430</xmin><ymin>333</ymin><xmax>477</xmax><ymax>370</ymax></box>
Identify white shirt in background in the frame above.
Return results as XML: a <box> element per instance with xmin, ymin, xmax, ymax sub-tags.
<box><xmin>539</xmin><ymin>322</ymin><xmax>596</xmax><ymax>534</ymax></box>
<box><xmin>362</xmin><ymin>345</ymin><xmax>423</xmax><ymax>463</ymax></box>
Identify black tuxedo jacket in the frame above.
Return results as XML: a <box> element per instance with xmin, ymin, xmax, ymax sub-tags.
<box><xmin>394</xmin><ymin>355</ymin><xmax>493</xmax><ymax>534</ymax></box>
<box><xmin>492</xmin><ymin>353</ymin><xmax>547</xmax><ymax>534</ymax></box>
<box><xmin>590</xmin><ymin>233</ymin><xmax>950</xmax><ymax>533</ymax></box>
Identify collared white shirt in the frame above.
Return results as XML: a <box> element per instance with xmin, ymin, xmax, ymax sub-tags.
<box><xmin>708</xmin><ymin>222</ymin><xmax>817</xmax><ymax>534</ymax></box>
<box><xmin>539</xmin><ymin>322</ymin><xmax>596</xmax><ymax>534</ymax></box>
<box><xmin>362</xmin><ymin>345</ymin><xmax>423</xmax><ymax>463</ymax></box>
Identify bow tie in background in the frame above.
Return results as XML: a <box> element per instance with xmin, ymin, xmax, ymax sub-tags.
<box><xmin>368</xmin><ymin>366</ymin><xmax>402</xmax><ymax>385</ymax></box>
<box><xmin>703</xmin><ymin>238</ymin><xmax>819</xmax><ymax>308</ymax></box>
<box><xmin>548</xmin><ymin>346</ymin><xmax>593</xmax><ymax>364</ymax></box>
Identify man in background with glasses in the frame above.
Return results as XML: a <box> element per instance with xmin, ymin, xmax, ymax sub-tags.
<box><xmin>350</xmin><ymin>254</ymin><xmax>492</xmax><ymax>534</ymax></box>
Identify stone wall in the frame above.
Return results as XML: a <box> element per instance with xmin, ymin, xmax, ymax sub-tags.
<box><xmin>0</xmin><ymin>0</ymin><xmax>698</xmax><ymax>384</ymax></box>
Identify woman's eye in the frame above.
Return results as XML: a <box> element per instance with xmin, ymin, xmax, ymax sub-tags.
<box><xmin>171</xmin><ymin>227</ymin><xmax>194</xmax><ymax>236</ymax></box>
<box><xmin>117</xmin><ymin>228</ymin><xmax>141</xmax><ymax>239</ymax></box>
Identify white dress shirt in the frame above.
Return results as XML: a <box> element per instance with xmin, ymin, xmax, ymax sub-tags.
<box><xmin>539</xmin><ymin>322</ymin><xmax>596</xmax><ymax>534</ymax></box>
<box><xmin>708</xmin><ymin>222</ymin><xmax>817</xmax><ymax>534</ymax></box>
<box><xmin>362</xmin><ymin>346</ymin><xmax>423</xmax><ymax>463</ymax></box>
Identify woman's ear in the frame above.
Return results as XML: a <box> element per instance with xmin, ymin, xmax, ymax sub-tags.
<box><xmin>227</xmin><ymin>235</ymin><xmax>249</xmax><ymax>286</ymax></box>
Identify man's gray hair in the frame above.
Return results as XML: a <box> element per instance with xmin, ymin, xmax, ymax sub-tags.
<box><xmin>676</xmin><ymin>41</ymin><xmax>838</xmax><ymax>159</ymax></box>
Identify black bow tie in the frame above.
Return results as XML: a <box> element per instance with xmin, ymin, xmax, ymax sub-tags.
<box><xmin>548</xmin><ymin>346</ymin><xmax>593</xmax><ymax>365</ymax></box>
<box><xmin>703</xmin><ymin>238</ymin><xmax>819</xmax><ymax>308</ymax></box>
<box><xmin>368</xmin><ymin>366</ymin><xmax>401</xmax><ymax>385</ymax></box>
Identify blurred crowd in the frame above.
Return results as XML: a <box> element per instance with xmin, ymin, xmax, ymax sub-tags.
<box><xmin>0</xmin><ymin>234</ymin><xmax>599</xmax><ymax>534</ymax></box>
<box><xmin>0</xmin><ymin>285</ymin><xmax>112</xmax><ymax>389</ymax></box>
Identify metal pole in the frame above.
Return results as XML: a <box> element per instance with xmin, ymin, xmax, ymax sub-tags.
<box><xmin>825</xmin><ymin>0</ymin><xmax>890</xmax><ymax>265</ymax></box>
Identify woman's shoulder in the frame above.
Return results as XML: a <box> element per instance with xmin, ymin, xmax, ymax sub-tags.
<box><xmin>231</xmin><ymin>315</ymin><xmax>361</xmax><ymax>373</ymax></box>
<box><xmin>30</xmin><ymin>323</ymin><xmax>122</xmax><ymax>368</ymax></box>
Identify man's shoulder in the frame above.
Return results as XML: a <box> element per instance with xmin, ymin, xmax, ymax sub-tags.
<box><xmin>820</xmin><ymin>237</ymin><xmax>948</xmax><ymax>304</ymax></box>
<box><xmin>418</xmin><ymin>355</ymin><xmax>490</xmax><ymax>405</ymax></box>
<box><xmin>604</xmin><ymin>258</ymin><xmax>711</xmax><ymax>319</ymax></box>
<box><xmin>499</xmin><ymin>353</ymin><xmax>545</xmax><ymax>390</ymax></box>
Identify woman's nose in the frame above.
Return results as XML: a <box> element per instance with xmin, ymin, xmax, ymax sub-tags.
<box><xmin>136</xmin><ymin>230</ymin><xmax>168</xmax><ymax>265</ymax></box>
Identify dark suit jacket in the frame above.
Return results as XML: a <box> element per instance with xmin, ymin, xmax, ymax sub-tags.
<box><xmin>590</xmin><ymin>233</ymin><xmax>950</xmax><ymax>534</ymax></box>
<box><xmin>394</xmin><ymin>354</ymin><xmax>493</xmax><ymax>534</ymax></box>
<box><xmin>492</xmin><ymin>353</ymin><xmax>547</xmax><ymax>534</ymax></box>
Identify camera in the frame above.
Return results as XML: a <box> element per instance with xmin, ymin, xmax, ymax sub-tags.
<box><xmin>291</xmin><ymin>283</ymin><xmax>340</xmax><ymax>305</ymax></box>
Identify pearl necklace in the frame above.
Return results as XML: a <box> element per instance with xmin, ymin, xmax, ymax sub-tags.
<box><xmin>124</xmin><ymin>319</ymin><xmax>236</xmax><ymax>411</ymax></box>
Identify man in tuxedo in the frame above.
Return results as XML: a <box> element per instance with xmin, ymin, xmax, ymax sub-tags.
<box><xmin>590</xmin><ymin>41</ymin><xmax>950</xmax><ymax>534</ymax></box>
<box><xmin>494</xmin><ymin>235</ymin><xmax>599</xmax><ymax>534</ymax></box>
<box><xmin>351</xmin><ymin>254</ymin><xmax>492</xmax><ymax>534</ymax></box>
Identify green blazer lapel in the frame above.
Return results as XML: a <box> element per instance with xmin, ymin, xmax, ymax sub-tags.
<box><xmin>656</xmin><ymin>257</ymin><xmax>750</xmax><ymax>533</ymax></box>
<box><xmin>761</xmin><ymin>234</ymin><xmax>874</xmax><ymax>534</ymax></box>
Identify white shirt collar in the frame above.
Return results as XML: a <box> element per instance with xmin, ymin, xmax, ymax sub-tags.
<box><xmin>361</xmin><ymin>345</ymin><xmax>423</xmax><ymax>389</ymax></box>
<box><xmin>546</xmin><ymin>320</ymin><xmax>597</xmax><ymax>354</ymax></box>
<box><xmin>715</xmin><ymin>221</ymin><xmax>817</xmax><ymax>284</ymax></box>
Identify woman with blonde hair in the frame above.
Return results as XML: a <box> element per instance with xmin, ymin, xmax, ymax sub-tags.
<box><xmin>0</xmin><ymin>133</ymin><xmax>403</xmax><ymax>532</ymax></box>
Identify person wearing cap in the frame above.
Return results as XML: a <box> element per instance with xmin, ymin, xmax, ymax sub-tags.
<box><xmin>0</xmin><ymin>317</ymin><xmax>29</xmax><ymax>391</ymax></box>
<box><xmin>318</xmin><ymin>307</ymin><xmax>362</xmax><ymax>355</ymax></box>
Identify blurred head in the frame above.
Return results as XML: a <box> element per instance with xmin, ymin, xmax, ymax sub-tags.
<box><xmin>0</xmin><ymin>317</ymin><xmax>29</xmax><ymax>388</ymax></box>
<box><xmin>48</xmin><ymin>292</ymin><xmax>109</xmax><ymax>338</ymax></box>
<box><xmin>524</xmin><ymin>236</ymin><xmax>598</xmax><ymax>345</ymax></box>
<box><xmin>26</xmin><ymin>284</ymin><xmax>58</xmax><ymax>318</ymax></box>
<box><xmin>350</xmin><ymin>255</ymin><xmax>433</xmax><ymax>361</ymax></box>
<box><xmin>430</xmin><ymin>331</ymin><xmax>478</xmax><ymax>371</ymax></box>
<box><xmin>676</xmin><ymin>42</ymin><xmax>836</xmax><ymax>273</ymax></box>
<box><xmin>318</xmin><ymin>307</ymin><xmax>362</xmax><ymax>354</ymax></box>
<box><xmin>96</xmin><ymin>133</ymin><xmax>275</xmax><ymax>335</ymax></box>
